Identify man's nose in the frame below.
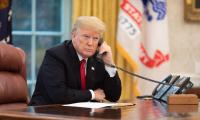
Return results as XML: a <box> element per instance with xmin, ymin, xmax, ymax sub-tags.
<box><xmin>87</xmin><ymin>37</ymin><xmax>94</xmax><ymax>44</ymax></box>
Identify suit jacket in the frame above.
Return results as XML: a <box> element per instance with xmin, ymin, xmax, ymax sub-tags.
<box><xmin>29</xmin><ymin>40</ymin><xmax>121</xmax><ymax>106</ymax></box>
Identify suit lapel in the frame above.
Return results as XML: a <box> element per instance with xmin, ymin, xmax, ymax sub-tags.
<box><xmin>67</xmin><ymin>41</ymin><xmax>82</xmax><ymax>89</ymax></box>
<box><xmin>86</xmin><ymin>57</ymin><xmax>96</xmax><ymax>89</ymax></box>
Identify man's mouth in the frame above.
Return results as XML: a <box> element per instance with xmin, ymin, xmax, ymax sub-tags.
<box><xmin>86</xmin><ymin>49</ymin><xmax>93</xmax><ymax>52</ymax></box>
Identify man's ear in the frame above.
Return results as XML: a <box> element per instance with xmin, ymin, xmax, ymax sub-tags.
<box><xmin>71</xmin><ymin>31</ymin><xmax>75</xmax><ymax>39</ymax></box>
<box><xmin>72</xmin><ymin>32</ymin><xmax>79</xmax><ymax>41</ymax></box>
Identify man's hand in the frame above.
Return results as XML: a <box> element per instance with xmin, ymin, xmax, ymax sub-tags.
<box><xmin>94</xmin><ymin>89</ymin><xmax>105</xmax><ymax>102</ymax></box>
<box><xmin>98</xmin><ymin>42</ymin><xmax>114</xmax><ymax>65</ymax></box>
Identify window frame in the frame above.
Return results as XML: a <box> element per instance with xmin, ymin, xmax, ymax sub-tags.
<box><xmin>12</xmin><ymin>0</ymin><xmax>72</xmax><ymax>95</ymax></box>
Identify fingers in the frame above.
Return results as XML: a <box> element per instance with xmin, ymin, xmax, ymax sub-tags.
<box><xmin>94</xmin><ymin>89</ymin><xmax>110</xmax><ymax>103</ymax></box>
<box><xmin>94</xmin><ymin>89</ymin><xmax>106</xmax><ymax>102</ymax></box>
<box><xmin>99</xmin><ymin>99</ymin><xmax>110</xmax><ymax>103</ymax></box>
<box><xmin>100</xmin><ymin>98</ymin><xmax>110</xmax><ymax>103</ymax></box>
<box><xmin>98</xmin><ymin>42</ymin><xmax>111</xmax><ymax>55</ymax></box>
<box><xmin>98</xmin><ymin>42</ymin><xmax>114</xmax><ymax>65</ymax></box>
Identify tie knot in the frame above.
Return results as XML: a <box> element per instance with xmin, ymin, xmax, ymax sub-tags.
<box><xmin>81</xmin><ymin>59</ymin><xmax>86</xmax><ymax>64</ymax></box>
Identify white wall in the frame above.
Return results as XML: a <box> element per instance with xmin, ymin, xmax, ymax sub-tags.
<box><xmin>168</xmin><ymin>0</ymin><xmax>200</xmax><ymax>74</ymax></box>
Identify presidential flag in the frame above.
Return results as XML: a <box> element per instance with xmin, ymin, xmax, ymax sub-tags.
<box><xmin>117</xmin><ymin>0</ymin><xmax>170</xmax><ymax>95</ymax></box>
<box><xmin>0</xmin><ymin>0</ymin><xmax>12</xmax><ymax>44</ymax></box>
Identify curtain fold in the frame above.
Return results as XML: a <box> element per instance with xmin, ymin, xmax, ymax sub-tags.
<box><xmin>72</xmin><ymin>0</ymin><xmax>137</xmax><ymax>100</ymax></box>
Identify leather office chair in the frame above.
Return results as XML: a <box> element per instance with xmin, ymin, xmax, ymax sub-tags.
<box><xmin>0</xmin><ymin>43</ymin><xmax>28</xmax><ymax>110</ymax></box>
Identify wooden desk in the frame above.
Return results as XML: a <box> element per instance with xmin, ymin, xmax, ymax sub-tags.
<box><xmin>0</xmin><ymin>99</ymin><xmax>200</xmax><ymax>120</ymax></box>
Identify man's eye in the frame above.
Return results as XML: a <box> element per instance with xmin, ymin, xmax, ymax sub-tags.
<box><xmin>93</xmin><ymin>37</ymin><xmax>99</xmax><ymax>41</ymax></box>
<box><xmin>83</xmin><ymin>35</ymin><xmax>90</xmax><ymax>39</ymax></box>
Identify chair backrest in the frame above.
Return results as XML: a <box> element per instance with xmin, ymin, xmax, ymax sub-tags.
<box><xmin>0</xmin><ymin>43</ymin><xmax>28</xmax><ymax>105</ymax></box>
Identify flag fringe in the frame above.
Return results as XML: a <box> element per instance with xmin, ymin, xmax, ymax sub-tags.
<box><xmin>116</xmin><ymin>41</ymin><xmax>140</xmax><ymax>96</ymax></box>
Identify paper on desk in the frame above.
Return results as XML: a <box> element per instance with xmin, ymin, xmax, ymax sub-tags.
<box><xmin>63</xmin><ymin>102</ymin><xmax>134</xmax><ymax>109</ymax></box>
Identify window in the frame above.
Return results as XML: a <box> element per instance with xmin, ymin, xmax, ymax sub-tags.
<box><xmin>12</xmin><ymin>0</ymin><xmax>72</xmax><ymax>96</ymax></box>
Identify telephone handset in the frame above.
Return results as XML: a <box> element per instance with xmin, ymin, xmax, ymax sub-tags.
<box><xmin>152</xmin><ymin>75</ymin><xmax>180</xmax><ymax>100</ymax></box>
<box><xmin>152</xmin><ymin>75</ymin><xmax>173</xmax><ymax>97</ymax></box>
<box><xmin>98</xmin><ymin>38</ymin><xmax>103</xmax><ymax>47</ymax></box>
<box><xmin>95</xmin><ymin>38</ymin><xmax>107</xmax><ymax>59</ymax></box>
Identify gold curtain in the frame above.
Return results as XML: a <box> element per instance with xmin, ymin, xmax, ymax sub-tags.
<box><xmin>72</xmin><ymin>0</ymin><xmax>139</xmax><ymax>100</ymax></box>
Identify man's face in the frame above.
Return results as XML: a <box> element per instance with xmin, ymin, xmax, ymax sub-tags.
<box><xmin>72</xmin><ymin>28</ymin><xmax>100</xmax><ymax>58</ymax></box>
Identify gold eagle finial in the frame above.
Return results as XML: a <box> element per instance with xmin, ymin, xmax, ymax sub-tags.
<box><xmin>0</xmin><ymin>0</ymin><xmax>9</xmax><ymax>9</ymax></box>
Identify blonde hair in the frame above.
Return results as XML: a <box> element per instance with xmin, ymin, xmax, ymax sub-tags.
<box><xmin>72</xmin><ymin>16</ymin><xmax>106</xmax><ymax>36</ymax></box>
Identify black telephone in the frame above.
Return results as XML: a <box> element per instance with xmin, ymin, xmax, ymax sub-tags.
<box><xmin>152</xmin><ymin>74</ymin><xmax>193</xmax><ymax>102</ymax></box>
<box><xmin>98</xmin><ymin>38</ymin><xmax>103</xmax><ymax>47</ymax></box>
<box><xmin>152</xmin><ymin>74</ymin><xmax>175</xmax><ymax>99</ymax></box>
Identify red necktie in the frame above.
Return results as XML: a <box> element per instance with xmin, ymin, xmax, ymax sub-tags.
<box><xmin>80</xmin><ymin>59</ymin><xmax>86</xmax><ymax>90</ymax></box>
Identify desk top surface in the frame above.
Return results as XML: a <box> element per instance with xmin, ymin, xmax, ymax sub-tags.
<box><xmin>0</xmin><ymin>99</ymin><xmax>200</xmax><ymax>120</ymax></box>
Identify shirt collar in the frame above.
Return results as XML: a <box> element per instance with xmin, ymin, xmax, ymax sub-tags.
<box><xmin>77</xmin><ymin>52</ymin><xmax>88</xmax><ymax>62</ymax></box>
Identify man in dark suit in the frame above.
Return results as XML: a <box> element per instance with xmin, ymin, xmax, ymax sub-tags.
<box><xmin>29</xmin><ymin>16</ymin><xmax>121</xmax><ymax>106</ymax></box>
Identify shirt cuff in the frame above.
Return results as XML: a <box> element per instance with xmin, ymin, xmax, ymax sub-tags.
<box><xmin>89</xmin><ymin>89</ymin><xmax>95</xmax><ymax>100</ymax></box>
<box><xmin>105</xmin><ymin>65</ymin><xmax>117</xmax><ymax>77</ymax></box>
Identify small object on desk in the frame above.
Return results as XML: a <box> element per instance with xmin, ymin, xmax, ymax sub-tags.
<box><xmin>167</xmin><ymin>94</ymin><xmax>199</xmax><ymax>105</ymax></box>
<box><xmin>137</xmin><ymin>95</ymin><xmax>152</xmax><ymax>99</ymax></box>
<box><xmin>168</xmin><ymin>104</ymin><xmax>199</xmax><ymax>113</ymax></box>
<box><xmin>114</xmin><ymin>102</ymin><xmax>135</xmax><ymax>107</ymax></box>
<box><xmin>63</xmin><ymin>102</ymin><xmax>135</xmax><ymax>109</ymax></box>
